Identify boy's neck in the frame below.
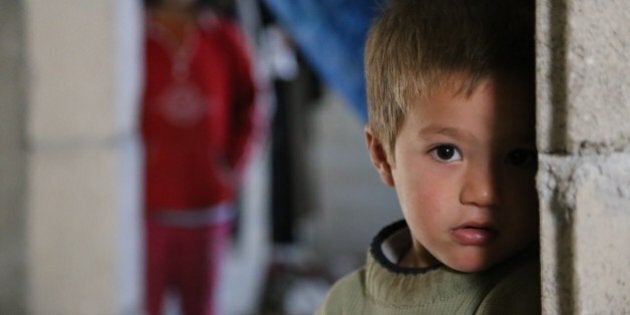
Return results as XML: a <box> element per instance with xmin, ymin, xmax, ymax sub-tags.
<box><xmin>398</xmin><ymin>243</ymin><xmax>440</xmax><ymax>269</ymax></box>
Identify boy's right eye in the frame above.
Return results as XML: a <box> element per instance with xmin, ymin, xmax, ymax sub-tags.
<box><xmin>429</xmin><ymin>144</ymin><xmax>462</xmax><ymax>162</ymax></box>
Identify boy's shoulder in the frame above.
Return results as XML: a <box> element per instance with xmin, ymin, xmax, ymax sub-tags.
<box><xmin>315</xmin><ymin>268</ymin><xmax>367</xmax><ymax>315</ymax></box>
<box><xmin>476</xmin><ymin>251</ymin><xmax>541</xmax><ymax>314</ymax></box>
<box><xmin>316</xmin><ymin>252</ymin><xmax>540</xmax><ymax>315</ymax></box>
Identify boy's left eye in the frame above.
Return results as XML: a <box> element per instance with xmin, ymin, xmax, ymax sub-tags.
<box><xmin>429</xmin><ymin>144</ymin><xmax>462</xmax><ymax>162</ymax></box>
<box><xmin>505</xmin><ymin>149</ymin><xmax>537</xmax><ymax>168</ymax></box>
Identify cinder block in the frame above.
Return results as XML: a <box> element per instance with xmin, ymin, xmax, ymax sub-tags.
<box><xmin>572</xmin><ymin>154</ymin><xmax>630</xmax><ymax>313</ymax></box>
<box><xmin>27</xmin><ymin>143</ymin><xmax>141</xmax><ymax>314</ymax></box>
<box><xmin>536</xmin><ymin>0</ymin><xmax>630</xmax><ymax>154</ymax></box>
<box><xmin>538</xmin><ymin>153</ymin><xmax>630</xmax><ymax>313</ymax></box>
<box><xmin>25</xmin><ymin>0</ymin><xmax>141</xmax><ymax>144</ymax></box>
<box><xmin>564</xmin><ymin>1</ymin><xmax>630</xmax><ymax>153</ymax></box>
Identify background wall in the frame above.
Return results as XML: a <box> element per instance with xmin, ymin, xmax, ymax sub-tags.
<box><xmin>308</xmin><ymin>91</ymin><xmax>399</xmax><ymax>273</ymax></box>
<box><xmin>1</xmin><ymin>0</ymin><xmax>144</xmax><ymax>313</ymax></box>
<box><xmin>0</xmin><ymin>0</ymin><xmax>28</xmax><ymax>312</ymax></box>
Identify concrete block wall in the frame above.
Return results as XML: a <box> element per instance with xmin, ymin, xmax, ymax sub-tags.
<box><xmin>0</xmin><ymin>0</ymin><xmax>143</xmax><ymax>314</ymax></box>
<box><xmin>24</xmin><ymin>0</ymin><xmax>144</xmax><ymax>313</ymax></box>
<box><xmin>537</xmin><ymin>0</ymin><xmax>630</xmax><ymax>313</ymax></box>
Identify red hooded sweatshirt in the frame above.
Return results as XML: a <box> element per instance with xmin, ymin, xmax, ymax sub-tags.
<box><xmin>141</xmin><ymin>12</ymin><xmax>256</xmax><ymax>213</ymax></box>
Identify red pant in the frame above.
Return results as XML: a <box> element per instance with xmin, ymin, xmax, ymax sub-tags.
<box><xmin>144</xmin><ymin>220</ymin><xmax>231</xmax><ymax>315</ymax></box>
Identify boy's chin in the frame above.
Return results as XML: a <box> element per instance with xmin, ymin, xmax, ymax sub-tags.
<box><xmin>446</xmin><ymin>242</ymin><xmax>539</xmax><ymax>272</ymax></box>
<box><xmin>447</xmin><ymin>262</ymin><xmax>490</xmax><ymax>273</ymax></box>
<box><xmin>442</xmin><ymin>253</ymin><xmax>503</xmax><ymax>273</ymax></box>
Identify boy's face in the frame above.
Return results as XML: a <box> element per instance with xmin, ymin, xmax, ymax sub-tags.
<box><xmin>367</xmin><ymin>74</ymin><xmax>538</xmax><ymax>272</ymax></box>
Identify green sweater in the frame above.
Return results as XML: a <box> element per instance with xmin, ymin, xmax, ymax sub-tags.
<box><xmin>316</xmin><ymin>220</ymin><xmax>540</xmax><ymax>315</ymax></box>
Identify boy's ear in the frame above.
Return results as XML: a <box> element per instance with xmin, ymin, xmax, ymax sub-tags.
<box><xmin>365</xmin><ymin>126</ymin><xmax>395</xmax><ymax>186</ymax></box>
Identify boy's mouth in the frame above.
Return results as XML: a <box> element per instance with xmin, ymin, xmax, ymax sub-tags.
<box><xmin>450</xmin><ymin>223</ymin><xmax>498</xmax><ymax>246</ymax></box>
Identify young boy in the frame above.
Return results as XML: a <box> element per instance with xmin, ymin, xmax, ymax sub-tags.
<box><xmin>317</xmin><ymin>0</ymin><xmax>540</xmax><ymax>314</ymax></box>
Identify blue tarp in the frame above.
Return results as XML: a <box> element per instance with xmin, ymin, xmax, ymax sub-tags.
<box><xmin>262</xmin><ymin>0</ymin><xmax>381</xmax><ymax>122</ymax></box>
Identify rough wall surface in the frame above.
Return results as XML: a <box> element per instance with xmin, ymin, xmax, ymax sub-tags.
<box><xmin>0</xmin><ymin>0</ymin><xmax>27</xmax><ymax>313</ymax></box>
<box><xmin>537</xmin><ymin>0</ymin><xmax>630</xmax><ymax>313</ymax></box>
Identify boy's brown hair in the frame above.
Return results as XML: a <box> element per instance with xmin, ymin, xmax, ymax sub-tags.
<box><xmin>365</xmin><ymin>0</ymin><xmax>534</xmax><ymax>159</ymax></box>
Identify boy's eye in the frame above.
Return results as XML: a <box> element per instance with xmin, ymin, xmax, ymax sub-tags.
<box><xmin>506</xmin><ymin>149</ymin><xmax>537</xmax><ymax>168</ymax></box>
<box><xmin>430</xmin><ymin>144</ymin><xmax>462</xmax><ymax>162</ymax></box>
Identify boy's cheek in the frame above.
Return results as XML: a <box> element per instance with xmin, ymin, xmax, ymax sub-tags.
<box><xmin>502</xmin><ymin>170</ymin><xmax>537</xmax><ymax>199</ymax></box>
<box><xmin>507</xmin><ymin>180</ymin><xmax>538</xmax><ymax>208</ymax></box>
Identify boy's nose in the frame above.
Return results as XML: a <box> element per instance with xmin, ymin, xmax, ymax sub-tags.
<box><xmin>460</xmin><ymin>164</ymin><xmax>500</xmax><ymax>208</ymax></box>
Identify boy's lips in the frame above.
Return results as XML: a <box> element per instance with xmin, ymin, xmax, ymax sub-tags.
<box><xmin>450</xmin><ymin>223</ymin><xmax>498</xmax><ymax>246</ymax></box>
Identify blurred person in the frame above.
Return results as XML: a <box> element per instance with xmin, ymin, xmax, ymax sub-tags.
<box><xmin>140</xmin><ymin>0</ymin><xmax>256</xmax><ymax>314</ymax></box>
<box><xmin>317</xmin><ymin>0</ymin><xmax>540</xmax><ymax>314</ymax></box>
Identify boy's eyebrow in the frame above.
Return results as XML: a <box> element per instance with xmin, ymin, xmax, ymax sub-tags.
<box><xmin>419</xmin><ymin>126</ymin><xmax>473</xmax><ymax>140</ymax></box>
<box><xmin>419</xmin><ymin>126</ymin><xmax>536</xmax><ymax>144</ymax></box>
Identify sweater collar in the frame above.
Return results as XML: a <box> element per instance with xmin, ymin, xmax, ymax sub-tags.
<box><xmin>369</xmin><ymin>220</ymin><xmax>442</xmax><ymax>274</ymax></box>
<box><xmin>365</xmin><ymin>220</ymin><xmax>537</xmax><ymax>307</ymax></box>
